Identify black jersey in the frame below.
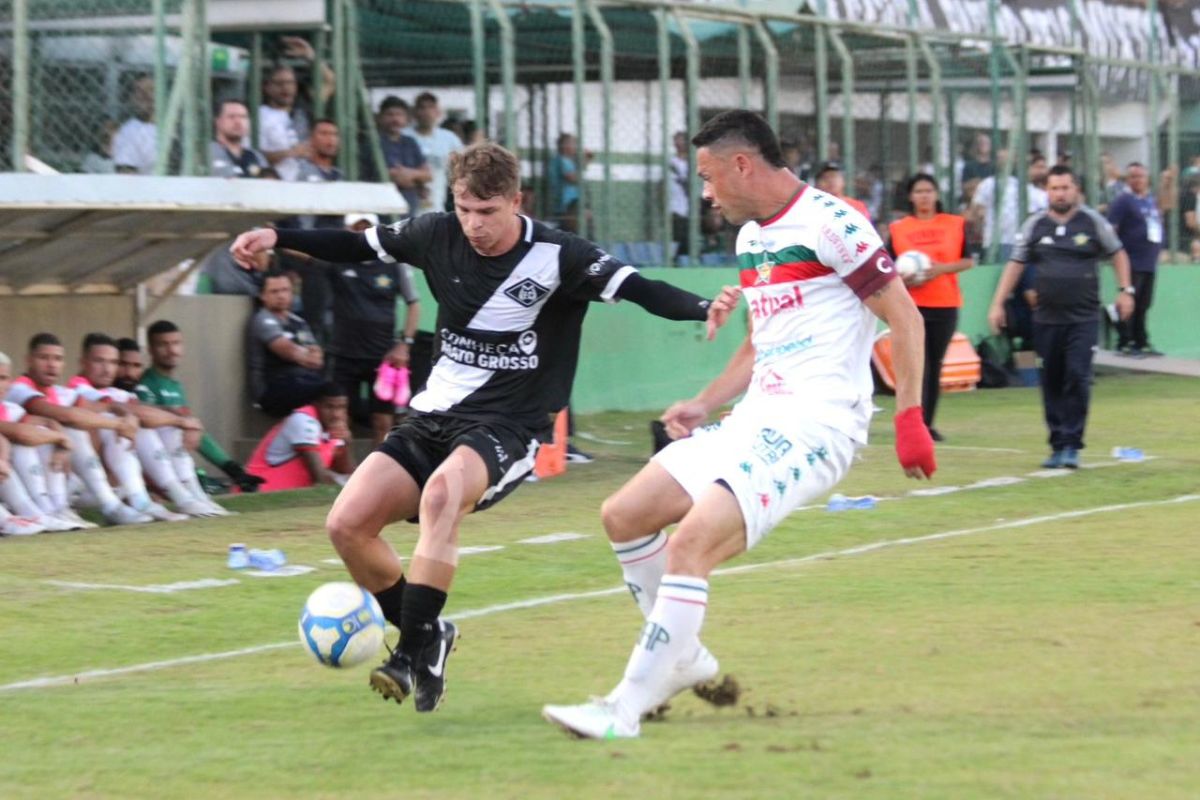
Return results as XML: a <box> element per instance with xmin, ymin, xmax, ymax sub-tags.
<box><xmin>325</xmin><ymin>260</ymin><xmax>419</xmax><ymax>360</ymax></box>
<box><xmin>363</xmin><ymin>213</ymin><xmax>637</xmax><ymax>429</ymax></box>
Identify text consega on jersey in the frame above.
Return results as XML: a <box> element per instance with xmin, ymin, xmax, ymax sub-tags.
<box><xmin>440</xmin><ymin>329</ymin><xmax>540</xmax><ymax>371</ymax></box>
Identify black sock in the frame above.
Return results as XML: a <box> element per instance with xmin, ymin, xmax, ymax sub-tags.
<box><xmin>399</xmin><ymin>583</ymin><xmax>448</xmax><ymax>659</ymax></box>
<box><xmin>373</xmin><ymin>576</ymin><xmax>407</xmax><ymax>629</ymax></box>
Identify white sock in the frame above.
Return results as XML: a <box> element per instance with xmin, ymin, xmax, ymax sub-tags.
<box><xmin>12</xmin><ymin>445</ymin><xmax>57</xmax><ymax>514</ymax></box>
<box><xmin>66</xmin><ymin>429</ymin><xmax>123</xmax><ymax>513</ymax></box>
<box><xmin>612</xmin><ymin>574</ymin><xmax>709</xmax><ymax>718</ymax></box>
<box><xmin>158</xmin><ymin>428</ymin><xmax>208</xmax><ymax>500</ymax></box>
<box><xmin>611</xmin><ymin>531</ymin><xmax>668</xmax><ymax>619</ymax></box>
<box><xmin>103</xmin><ymin>432</ymin><xmax>153</xmax><ymax>510</ymax></box>
<box><xmin>134</xmin><ymin>429</ymin><xmax>195</xmax><ymax>506</ymax></box>
<box><xmin>0</xmin><ymin>469</ymin><xmax>46</xmax><ymax>518</ymax></box>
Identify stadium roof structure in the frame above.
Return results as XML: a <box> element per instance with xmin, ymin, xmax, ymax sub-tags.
<box><xmin>0</xmin><ymin>175</ymin><xmax>408</xmax><ymax>295</ymax></box>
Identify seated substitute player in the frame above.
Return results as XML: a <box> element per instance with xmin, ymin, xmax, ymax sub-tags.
<box><xmin>137</xmin><ymin>321</ymin><xmax>265</xmax><ymax>493</ymax></box>
<box><xmin>71</xmin><ymin>333</ymin><xmax>227</xmax><ymax>518</ymax></box>
<box><xmin>6</xmin><ymin>333</ymin><xmax>154</xmax><ymax>526</ymax></box>
<box><xmin>231</xmin><ymin>140</ymin><xmax>737</xmax><ymax>713</ymax></box>
<box><xmin>542</xmin><ymin>110</ymin><xmax>937</xmax><ymax>739</ymax></box>
<box><xmin>245</xmin><ymin>382</ymin><xmax>357</xmax><ymax>492</ymax></box>
<box><xmin>0</xmin><ymin>349</ymin><xmax>83</xmax><ymax>532</ymax></box>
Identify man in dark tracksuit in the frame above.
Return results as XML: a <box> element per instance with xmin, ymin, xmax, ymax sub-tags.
<box><xmin>986</xmin><ymin>165</ymin><xmax>1135</xmax><ymax>469</ymax></box>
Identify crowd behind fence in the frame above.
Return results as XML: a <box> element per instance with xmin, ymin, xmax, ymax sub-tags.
<box><xmin>3</xmin><ymin>0</ymin><xmax>1199</xmax><ymax>265</ymax></box>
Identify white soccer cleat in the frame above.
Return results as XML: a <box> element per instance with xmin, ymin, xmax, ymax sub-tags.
<box><xmin>31</xmin><ymin>514</ymin><xmax>78</xmax><ymax>533</ymax></box>
<box><xmin>140</xmin><ymin>502</ymin><xmax>190</xmax><ymax>523</ymax></box>
<box><xmin>54</xmin><ymin>509</ymin><xmax>99</xmax><ymax>530</ymax></box>
<box><xmin>0</xmin><ymin>517</ymin><xmax>45</xmax><ymax>536</ymax></box>
<box><xmin>663</xmin><ymin>643</ymin><xmax>720</xmax><ymax>700</ymax></box>
<box><xmin>542</xmin><ymin>698</ymin><xmax>641</xmax><ymax>740</ymax></box>
<box><xmin>102</xmin><ymin>503</ymin><xmax>154</xmax><ymax>526</ymax></box>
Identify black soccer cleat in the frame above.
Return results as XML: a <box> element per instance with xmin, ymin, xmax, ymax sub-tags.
<box><xmin>411</xmin><ymin>619</ymin><xmax>459</xmax><ymax>713</ymax></box>
<box><xmin>369</xmin><ymin>646</ymin><xmax>415</xmax><ymax>705</ymax></box>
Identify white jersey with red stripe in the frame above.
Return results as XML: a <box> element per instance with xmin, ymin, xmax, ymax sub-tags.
<box><xmin>7</xmin><ymin>375</ymin><xmax>78</xmax><ymax>409</ymax></box>
<box><xmin>68</xmin><ymin>375</ymin><xmax>137</xmax><ymax>405</ymax></box>
<box><xmin>0</xmin><ymin>400</ymin><xmax>26</xmax><ymax>423</ymax></box>
<box><xmin>734</xmin><ymin>185</ymin><xmax>897</xmax><ymax>444</ymax></box>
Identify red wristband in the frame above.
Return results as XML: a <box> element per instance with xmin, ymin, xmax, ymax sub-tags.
<box><xmin>893</xmin><ymin>406</ymin><xmax>937</xmax><ymax>477</ymax></box>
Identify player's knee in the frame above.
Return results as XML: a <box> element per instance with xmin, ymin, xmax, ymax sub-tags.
<box><xmin>600</xmin><ymin>493</ymin><xmax>642</xmax><ymax>540</ymax></box>
<box><xmin>419</xmin><ymin>473</ymin><xmax>458</xmax><ymax>527</ymax></box>
<box><xmin>325</xmin><ymin>507</ymin><xmax>368</xmax><ymax>552</ymax></box>
<box><xmin>663</xmin><ymin>531</ymin><xmax>713</xmax><ymax>578</ymax></box>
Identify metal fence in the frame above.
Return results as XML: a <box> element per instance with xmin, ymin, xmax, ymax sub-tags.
<box><xmin>4</xmin><ymin>0</ymin><xmax>1198</xmax><ymax>263</ymax></box>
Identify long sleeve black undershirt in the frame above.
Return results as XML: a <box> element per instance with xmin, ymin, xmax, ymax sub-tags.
<box><xmin>273</xmin><ymin>227</ymin><xmax>710</xmax><ymax>322</ymax></box>
<box><xmin>613</xmin><ymin>272</ymin><xmax>711</xmax><ymax>322</ymax></box>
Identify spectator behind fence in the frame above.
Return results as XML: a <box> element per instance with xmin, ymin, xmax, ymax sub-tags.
<box><xmin>1107</xmin><ymin>162</ymin><xmax>1175</xmax><ymax>357</ymax></box>
<box><xmin>284</xmin><ymin>213</ymin><xmax>421</xmax><ymax>444</ymax></box>
<box><xmin>889</xmin><ymin>174</ymin><xmax>974</xmax><ymax>442</ymax></box>
<box><xmin>813</xmin><ymin>162</ymin><xmax>871</xmax><ymax>219</ymax></box>
<box><xmin>1182</xmin><ymin>172</ymin><xmax>1200</xmax><ymax>263</ymax></box>
<box><xmin>82</xmin><ymin>120</ymin><xmax>118</xmax><ymax>174</ymax></box>
<box><xmin>258</xmin><ymin>39</ymin><xmax>334</xmax><ymax>182</ymax></box>
<box><xmin>961</xmin><ymin>132</ymin><xmax>995</xmax><ymax>188</ymax></box>
<box><xmin>245</xmin><ymin>382</ymin><xmax>356</xmax><ymax>492</ymax></box>
<box><xmin>987</xmin><ymin>166</ymin><xmax>1133</xmax><ymax>470</ymax></box>
<box><xmin>406</xmin><ymin>92</ymin><xmax>463</xmax><ymax>215</ymax></box>
<box><xmin>137</xmin><ymin>321</ymin><xmax>265</xmax><ymax>493</ymax></box>
<box><xmin>247</xmin><ymin>271</ymin><xmax>326</xmax><ymax>418</ymax></box>
<box><xmin>113</xmin><ymin>74</ymin><xmax>158</xmax><ymax>175</ymax></box>
<box><xmin>669</xmin><ymin>131</ymin><xmax>691</xmax><ymax>263</ymax></box>
<box><xmin>368</xmin><ymin>96</ymin><xmax>430</xmax><ymax>215</ymax></box>
<box><xmin>969</xmin><ymin>150</ymin><xmax>1049</xmax><ymax>262</ymax></box>
<box><xmin>549</xmin><ymin>132</ymin><xmax>590</xmax><ymax>233</ymax></box>
<box><xmin>210</xmin><ymin>99</ymin><xmax>269</xmax><ymax>178</ymax></box>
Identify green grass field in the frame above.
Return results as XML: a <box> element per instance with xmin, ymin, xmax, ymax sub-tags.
<box><xmin>1</xmin><ymin>372</ymin><xmax>1198</xmax><ymax>799</ymax></box>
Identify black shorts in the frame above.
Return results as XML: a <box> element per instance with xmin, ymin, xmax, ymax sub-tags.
<box><xmin>378</xmin><ymin>413</ymin><xmax>545</xmax><ymax>514</ymax></box>
<box><xmin>332</xmin><ymin>356</ymin><xmax>393</xmax><ymax>417</ymax></box>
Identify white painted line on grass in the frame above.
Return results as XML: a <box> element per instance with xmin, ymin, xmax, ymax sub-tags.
<box><xmin>574</xmin><ymin>432</ymin><xmax>632</xmax><ymax>445</ymax></box>
<box><xmin>518</xmin><ymin>532</ymin><xmax>591</xmax><ymax>545</ymax></box>
<box><xmin>44</xmin><ymin>578</ymin><xmax>241</xmax><ymax>594</ymax></box>
<box><xmin>928</xmin><ymin>445</ymin><xmax>1027</xmax><ymax>454</ymax></box>
<box><xmin>458</xmin><ymin>545</ymin><xmax>505</xmax><ymax>556</ymax></box>
<box><xmin>6</xmin><ymin>492</ymin><xmax>1195</xmax><ymax>694</ymax></box>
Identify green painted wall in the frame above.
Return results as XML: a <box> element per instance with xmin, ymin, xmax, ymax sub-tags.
<box><xmin>411</xmin><ymin>263</ymin><xmax>1199</xmax><ymax>414</ymax></box>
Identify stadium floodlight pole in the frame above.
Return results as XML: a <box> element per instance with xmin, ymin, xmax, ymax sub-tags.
<box><xmin>572</xmin><ymin>0</ymin><xmax>586</xmax><ymax>240</ymax></box>
<box><xmin>916</xmin><ymin>36</ymin><xmax>945</xmax><ymax>191</ymax></box>
<box><xmin>485</xmin><ymin>0</ymin><xmax>515</xmax><ymax>150</ymax></box>
<box><xmin>584</xmin><ymin>0</ymin><xmax>613</xmax><ymax>247</ymax></box>
<box><xmin>11</xmin><ymin>0</ymin><xmax>29</xmax><ymax>172</ymax></box>
<box><xmin>656</xmin><ymin>7</ymin><xmax>672</xmax><ymax>265</ymax></box>
<box><xmin>827</xmin><ymin>27</ymin><xmax>855</xmax><ymax>191</ymax></box>
<box><xmin>152</xmin><ymin>0</ymin><xmax>166</xmax><ymax>137</ymax></box>
<box><xmin>469</xmin><ymin>0</ymin><xmax>487</xmax><ymax>137</ymax></box>
<box><xmin>673</xmin><ymin>8</ymin><xmax>702</xmax><ymax>267</ymax></box>
<box><xmin>752</xmin><ymin>20</ymin><xmax>779</xmax><ymax>133</ymax></box>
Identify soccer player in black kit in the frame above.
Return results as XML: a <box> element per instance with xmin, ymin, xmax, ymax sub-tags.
<box><xmin>232</xmin><ymin>142</ymin><xmax>739</xmax><ymax>713</ymax></box>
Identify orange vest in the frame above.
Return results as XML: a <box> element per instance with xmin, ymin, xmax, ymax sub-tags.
<box><xmin>888</xmin><ymin>213</ymin><xmax>965</xmax><ymax>308</ymax></box>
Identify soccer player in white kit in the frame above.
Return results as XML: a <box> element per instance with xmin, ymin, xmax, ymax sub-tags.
<box><xmin>544</xmin><ymin>111</ymin><xmax>938</xmax><ymax>739</ymax></box>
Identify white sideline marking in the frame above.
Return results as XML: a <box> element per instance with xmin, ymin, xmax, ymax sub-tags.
<box><xmin>5</xmin><ymin>493</ymin><xmax>1196</xmax><ymax>694</ymax></box>
<box><xmin>926</xmin><ymin>445</ymin><xmax>1027</xmax><ymax>454</ymax></box>
<box><xmin>574</xmin><ymin>432</ymin><xmax>631</xmax><ymax>445</ymax></box>
<box><xmin>518</xmin><ymin>532</ymin><xmax>591</xmax><ymax>545</ymax></box>
<box><xmin>44</xmin><ymin>578</ymin><xmax>241</xmax><ymax>594</ymax></box>
<box><xmin>242</xmin><ymin>565</ymin><xmax>317</xmax><ymax>579</ymax></box>
<box><xmin>458</xmin><ymin>545</ymin><xmax>505</xmax><ymax>556</ymax></box>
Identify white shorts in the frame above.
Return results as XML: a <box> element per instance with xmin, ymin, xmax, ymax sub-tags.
<box><xmin>653</xmin><ymin>410</ymin><xmax>857</xmax><ymax>549</ymax></box>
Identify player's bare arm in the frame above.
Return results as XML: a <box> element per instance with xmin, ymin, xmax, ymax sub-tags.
<box><xmin>1111</xmin><ymin>249</ymin><xmax>1134</xmax><ymax>320</ymax></box>
<box><xmin>863</xmin><ymin>279</ymin><xmax>936</xmax><ymax>479</ymax></box>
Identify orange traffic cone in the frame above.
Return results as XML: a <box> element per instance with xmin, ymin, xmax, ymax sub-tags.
<box><xmin>533</xmin><ymin>408</ymin><xmax>569</xmax><ymax>479</ymax></box>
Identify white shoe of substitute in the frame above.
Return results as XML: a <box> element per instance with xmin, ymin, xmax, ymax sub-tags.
<box><xmin>54</xmin><ymin>509</ymin><xmax>98</xmax><ymax>530</ymax></box>
<box><xmin>0</xmin><ymin>516</ymin><xmax>45</xmax><ymax>536</ymax></box>
<box><xmin>141</xmin><ymin>502</ymin><xmax>190</xmax><ymax>523</ymax></box>
<box><xmin>542</xmin><ymin>697</ymin><xmax>641</xmax><ymax>740</ymax></box>
<box><xmin>32</xmin><ymin>514</ymin><xmax>77</xmax><ymax>532</ymax></box>
<box><xmin>102</xmin><ymin>503</ymin><xmax>154</xmax><ymax>526</ymax></box>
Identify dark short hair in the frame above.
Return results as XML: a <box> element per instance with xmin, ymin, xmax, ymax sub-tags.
<box><xmin>312</xmin><ymin>118</ymin><xmax>338</xmax><ymax>130</ymax></box>
<box><xmin>81</xmin><ymin>332</ymin><xmax>117</xmax><ymax>353</ymax></box>
<box><xmin>117</xmin><ymin>337</ymin><xmax>140</xmax><ymax>353</ymax></box>
<box><xmin>1126</xmin><ymin>161</ymin><xmax>1146</xmax><ymax>171</ymax></box>
<box><xmin>215</xmin><ymin>98</ymin><xmax>248</xmax><ymax>117</ymax></box>
<box><xmin>448</xmin><ymin>142</ymin><xmax>521</xmax><ymax>200</ymax></box>
<box><xmin>414</xmin><ymin>91</ymin><xmax>438</xmax><ymax>108</ymax></box>
<box><xmin>379</xmin><ymin>96</ymin><xmax>408</xmax><ymax>113</ymax></box>
<box><xmin>315</xmin><ymin>381</ymin><xmax>348</xmax><ymax>401</ymax></box>
<box><xmin>814</xmin><ymin>162</ymin><xmax>843</xmax><ymax>182</ymax></box>
<box><xmin>904</xmin><ymin>173</ymin><xmax>944</xmax><ymax>213</ymax></box>
<box><xmin>1029</xmin><ymin>154</ymin><xmax>1047</xmax><ymax>166</ymax></box>
<box><xmin>146</xmin><ymin>320</ymin><xmax>180</xmax><ymax>342</ymax></box>
<box><xmin>691</xmin><ymin>110</ymin><xmax>787</xmax><ymax>169</ymax></box>
<box><xmin>1047</xmin><ymin>165</ymin><xmax>1077</xmax><ymax>184</ymax></box>
<box><xmin>28</xmin><ymin>332</ymin><xmax>61</xmax><ymax>352</ymax></box>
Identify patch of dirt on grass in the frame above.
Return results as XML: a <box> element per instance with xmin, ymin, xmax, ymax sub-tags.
<box><xmin>693</xmin><ymin>674</ymin><xmax>741</xmax><ymax>707</ymax></box>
